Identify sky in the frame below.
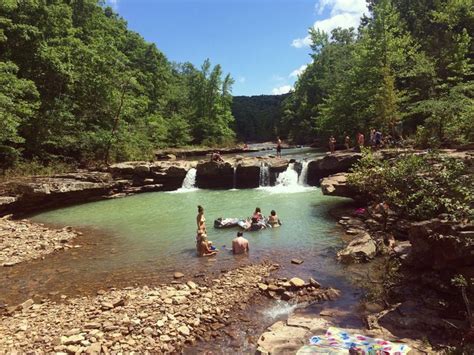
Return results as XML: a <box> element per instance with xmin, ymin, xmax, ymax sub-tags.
<box><xmin>106</xmin><ymin>0</ymin><xmax>367</xmax><ymax>96</ymax></box>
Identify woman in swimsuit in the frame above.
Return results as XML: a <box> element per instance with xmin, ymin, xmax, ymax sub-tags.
<box><xmin>268</xmin><ymin>210</ymin><xmax>281</xmax><ymax>227</ymax></box>
<box><xmin>197</xmin><ymin>205</ymin><xmax>206</xmax><ymax>234</ymax></box>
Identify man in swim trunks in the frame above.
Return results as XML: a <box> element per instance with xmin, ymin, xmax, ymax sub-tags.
<box><xmin>276</xmin><ymin>137</ymin><xmax>282</xmax><ymax>158</ymax></box>
<box><xmin>232</xmin><ymin>231</ymin><xmax>249</xmax><ymax>255</ymax></box>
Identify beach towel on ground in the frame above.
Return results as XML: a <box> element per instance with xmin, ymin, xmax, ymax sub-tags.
<box><xmin>300</xmin><ymin>327</ymin><xmax>411</xmax><ymax>355</ymax></box>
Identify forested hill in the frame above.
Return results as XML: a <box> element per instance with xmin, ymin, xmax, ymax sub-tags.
<box><xmin>283</xmin><ymin>0</ymin><xmax>473</xmax><ymax>147</ymax></box>
<box><xmin>0</xmin><ymin>0</ymin><xmax>235</xmax><ymax>170</ymax></box>
<box><xmin>232</xmin><ymin>94</ymin><xmax>288</xmax><ymax>142</ymax></box>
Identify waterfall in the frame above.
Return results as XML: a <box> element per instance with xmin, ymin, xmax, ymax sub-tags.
<box><xmin>170</xmin><ymin>168</ymin><xmax>198</xmax><ymax>193</ymax></box>
<box><xmin>232</xmin><ymin>166</ymin><xmax>237</xmax><ymax>189</ymax></box>
<box><xmin>259</xmin><ymin>163</ymin><xmax>270</xmax><ymax>187</ymax></box>
<box><xmin>275</xmin><ymin>163</ymin><xmax>299</xmax><ymax>187</ymax></box>
<box><xmin>298</xmin><ymin>161</ymin><xmax>309</xmax><ymax>186</ymax></box>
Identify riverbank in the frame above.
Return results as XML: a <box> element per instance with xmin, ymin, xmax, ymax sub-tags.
<box><xmin>0</xmin><ymin>216</ymin><xmax>79</xmax><ymax>267</ymax></box>
<box><xmin>0</xmin><ymin>262</ymin><xmax>342</xmax><ymax>353</ymax></box>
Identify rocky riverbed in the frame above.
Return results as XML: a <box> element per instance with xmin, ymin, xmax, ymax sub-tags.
<box><xmin>0</xmin><ymin>262</ymin><xmax>340</xmax><ymax>353</ymax></box>
<box><xmin>0</xmin><ymin>216</ymin><xmax>78</xmax><ymax>267</ymax></box>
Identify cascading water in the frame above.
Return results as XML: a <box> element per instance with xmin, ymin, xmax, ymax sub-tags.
<box><xmin>232</xmin><ymin>166</ymin><xmax>237</xmax><ymax>189</ymax></box>
<box><xmin>275</xmin><ymin>163</ymin><xmax>299</xmax><ymax>187</ymax></box>
<box><xmin>171</xmin><ymin>168</ymin><xmax>197</xmax><ymax>193</ymax></box>
<box><xmin>298</xmin><ymin>161</ymin><xmax>309</xmax><ymax>186</ymax></box>
<box><xmin>259</xmin><ymin>163</ymin><xmax>270</xmax><ymax>187</ymax></box>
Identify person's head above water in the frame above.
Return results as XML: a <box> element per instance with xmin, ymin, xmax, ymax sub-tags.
<box><xmin>237</xmin><ymin>231</ymin><xmax>243</xmax><ymax>237</ymax></box>
<box><xmin>198</xmin><ymin>205</ymin><xmax>204</xmax><ymax>214</ymax></box>
<box><xmin>270</xmin><ymin>210</ymin><xmax>276</xmax><ymax>216</ymax></box>
<box><xmin>255</xmin><ymin>207</ymin><xmax>261</xmax><ymax>213</ymax></box>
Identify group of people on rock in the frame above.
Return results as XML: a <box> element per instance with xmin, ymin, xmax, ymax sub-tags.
<box><xmin>195</xmin><ymin>205</ymin><xmax>280</xmax><ymax>257</ymax></box>
<box><xmin>329</xmin><ymin>128</ymin><xmax>388</xmax><ymax>154</ymax></box>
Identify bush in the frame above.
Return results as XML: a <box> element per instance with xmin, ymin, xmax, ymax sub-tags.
<box><xmin>348</xmin><ymin>149</ymin><xmax>473</xmax><ymax>221</ymax></box>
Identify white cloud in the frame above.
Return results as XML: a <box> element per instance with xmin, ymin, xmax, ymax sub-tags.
<box><xmin>108</xmin><ymin>0</ymin><xmax>119</xmax><ymax>10</ymax></box>
<box><xmin>238</xmin><ymin>76</ymin><xmax>246</xmax><ymax>83</ymax></box>
<box><xmin>272</xmin><ymin>85</ymin><xmax>293</xmax><ymax>95</ymax></box>
<box><xmin>290</xmin><ymin>64</ymin><xmax>308</xmax><ymax>78</ymax></box>
<box><xmin>292</xmin><ymin>0</ymin><xmax>367</xmax><ymax>48</ymax></box>
<box><xmin>291</xmin><ymin>36</ymin><xmax>313</xmax><ymax>49</ymax></box>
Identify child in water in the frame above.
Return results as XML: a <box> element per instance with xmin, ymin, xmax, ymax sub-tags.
<box><xmin>268</xmin><ymin>210</ymin><xmax>281</xmax><ymax>227</ymax></box>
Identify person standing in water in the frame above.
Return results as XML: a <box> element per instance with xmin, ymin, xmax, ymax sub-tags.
<box><xmin>344</xmin><ymin>134</ymin><xmax>350</xmax><ymax>150</ymax></box>
<box><xmin>196</xmin><ymin>205</ymin><xmax>206</xmax><ymax>234</ymax></box>
<box><xmin>276</xmin><ymin>137</ymin><xmax>282</xmax><ymax>158</ymax></box>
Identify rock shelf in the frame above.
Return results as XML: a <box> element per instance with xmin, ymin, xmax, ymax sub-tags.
<box><xmin>0</xmin><ymin>216</ymin><xmax>78</xmax><ymax>267</ymax></box>
<box><xmin>0</xmin><ymin>263</ymin><xmax>280</xmax><ymax>353</ymax></box>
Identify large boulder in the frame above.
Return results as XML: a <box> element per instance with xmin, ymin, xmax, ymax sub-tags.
<box><xmin>307</xmin><ymin>152</ymin><xmax>361</xmax><ymax>185</ymax></box>
<box><xmin>236</xmin><ymin>159</ymin><xmax>260</xmax><ymax>188</ymax></box>
<box><xmin>196</xmin><ymin>161</ymin><xmax>234</xmax><ymax>188</ymax></box>
<box><xmin>337</xmin><ymin>232</ymin><xmax>377</xmax><ymax>264</ymax></box>
<box><xmin>320</xmin><ymin>173</ymin><xmax>356</xmax><ymax>199</ymax></box>
<box><xmin>407</xmin><ymin>219</ymin><xmax>474</xmax><ymax>269</ymax></box>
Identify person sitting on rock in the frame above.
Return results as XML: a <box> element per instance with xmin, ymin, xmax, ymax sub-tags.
<box><xmin>212</xmin><ymin>151</ymin><xmax>224</xmax><ymax>163</ymax></box>
<box><xmin>267</xmin><ymin>210</ymin><xmax>281</xmax><ymax>227</ymax></box>
<box><xmin>197</xmin><ymin>233</ymin><xmax>217</xmax><ymax>257</ymax></box>
<box><xmin>232</xmin><ymin>231</ymin><xmax>249</xmax><ymax>255</ymax></box>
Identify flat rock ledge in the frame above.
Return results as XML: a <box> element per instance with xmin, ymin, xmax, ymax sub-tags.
<box><xmin>257</xmin><ymin>314</ymin><xmax>434</xmax><ymax>354</ymax></box>
<box><xmin>0</xmin><ymin>263</ymin><xmax>277</xmax><ymax>353</ymax></box>
<box><xmin>0</xmin><ymin>216</ymin><xmax>78</xmax><ymax>267</ymax></box>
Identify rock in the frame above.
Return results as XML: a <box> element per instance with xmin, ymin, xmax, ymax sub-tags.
<box><xmin>143</xmin><ymin>327</ymin><xmax>153</xmax><ymax>336</ymax></box>
<box><xmin>289</xmin><ymin>277</ymin><xmax>305</xmax><ymax>288</ymax></box>
<box><xmin>291</xmin><ymin>259</ymin><xmax>304</xmax><ymax>265</ymax></box>
<box><xmin>308</xmin><ymin>153</ymin><xmax>361</xmax><ymax>185</ymax></box>
<box><xmin>20</xmin><ymin>299</ymin><xmax>34</xmax><ymax>311</ymax></box>
<box><xmin>258</xmin><ymin>283</ymin><xmax>268</xmax><ymax>291</ymax></box>
<box><xmin>61</xmin><ymin>334</ymin><xmax>85</xmax><ymax>345</ymax></box>
<box><xmin>186</xmin><ymin>281</ymin><xmax>198</xmax><ymax>289</ymax></box>
<box><xmin>178</xmin><ymin>325</ymin><xmax>190</xmax><ymax>336</ymax></box>
<box><xmin>337</xmin><ymin>232</ymin><xmax>377</xmax><ymax>264</ymax></box>
<box><xmin>173</xmin><ymin>272</ymin><xmax>184</xmax><ymax>279</ymax></box>
<box><xmin>86</xmin><ymin>342</ymin><xmax>102</xmax><ymax>354</ymax></box>
<box><xmin>309</xmin><ymin>278</ymin><xmax>321</xmax><ymax>288</ymax></box>
<box><xmin>320</xmin><ymin>173</ymin><xmax>356</xmax><ymax>198</ymax></box>
<box><xmin>281</xmin><ymin>292</ymin><xmax>294</xmax><ymax>301</ymax></box>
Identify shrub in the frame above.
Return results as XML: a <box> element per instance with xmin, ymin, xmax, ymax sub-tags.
<box><xmin>348</xmin><ymin>149</ymin><xmax>473</xmax><ymax>221</ymax></box>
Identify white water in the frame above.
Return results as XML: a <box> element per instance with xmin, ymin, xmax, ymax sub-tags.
<box><xmin>259</xmin><ymin>163</ymin><xmax>270</xmax><ymax>187</ymax></box>
<box><xmin>262</xmin><ymin>300</ymin><xmax>298</xmax><ymax>320</ymax></box>
<box><xmin>298</xmin><ymin>160</ymin><xmax>309</xmax><ymax>186</ymax></box>
<box><xmin>233</xmin><ymin>166</ymin><xmax>237</xmax><ymax>189</ymax></box>
<box><xmin>259</xmin><ymin>162</ymin><xmax>314</xmax><ymax>194</ymax></box>
<box><xmin>171</xmin><ymin>168</ymin><xmax>198</xmax><ymax>193</ymax></box>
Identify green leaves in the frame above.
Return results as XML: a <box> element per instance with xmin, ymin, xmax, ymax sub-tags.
<box><xmin>348</xmin><ymin>151</ymin><xmax>474</xmax><ymax>221</ymax></box>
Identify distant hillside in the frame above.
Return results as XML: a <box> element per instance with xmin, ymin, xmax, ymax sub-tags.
<box><xmin>232</xmin><ymin>94</ymin><xmax>289</xmax><ymax>142</ymax></box>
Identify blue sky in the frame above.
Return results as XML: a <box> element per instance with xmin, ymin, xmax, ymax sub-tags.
<box><xmin>107</xmin><ymin>0</ymin><xmax>367</xmax><ymax>96</ymax></box>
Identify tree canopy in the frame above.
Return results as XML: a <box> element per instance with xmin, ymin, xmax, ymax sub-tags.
<box><xmin>283</xmin><ymin>0</ymin><xmax>474</xmax><ymax>147</ymax></box>
<box><xmin>0</xmin><ymin>0</ymin><xmax>235</xmax><ymax>168</ymax></box>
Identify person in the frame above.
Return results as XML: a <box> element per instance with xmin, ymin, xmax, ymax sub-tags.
<box><xmin>344</xmin><ymin>134</ymin><xmax>350</xmax><ymax>150</ymax></box>
<box><xmin>370</xmin><ymin>128</ymin><xmax>376</xmax><ymax>148</ymax></box>
<box><xmin>197</xmin><ymin>233</ymin><xmax>217</xmax><ymax>257</ymax></box>
<box><xmin>232</xmin><ymin>231</ymin><xmax>249</xmax><ymax>254</ymax></box>
<box><xmin>243</xmin><ymin>143</ymin><xmax>249</xmax><ymax>150</ymax></box>
<box><xmin>252</xmin><ymin>207</ymin><xmax>263</xmax><ymax>222</ymax></box>
<box><xmin>374</xmin><ymin>129</ymin><xmax>382</xmax><ymax>149</ymax></box>
<box><xmin>329</xmin><ymin>135</ymin><xmax>336</xmax><ymax>154</ymax></box>
<box><xmin>196</xmin><ymin>205</ymin><xmax>206</xmax><ymax>234</ymax></box>
<box><xmin>356</xmin><ymin>132</ymin><xmax>365</xmax><ymax>152</ymax></box>
<box><xmin>268</xmin><ymin>210</ymin><xmax>281</xmax><ymax>227</ymax></box>
<box><xmin>211</xmin><ymin>151</ymin><xmax>224</xmax><ymax>162</ymax></box>
<box><xmin>276</xmin><ymin>137</ymin><xmax>282</xmax><ymax>158</ymax></box>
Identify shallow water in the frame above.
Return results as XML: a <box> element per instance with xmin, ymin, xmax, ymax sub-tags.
<box><xmin>31</xmin><ymin>187</ymin><xmax>346</xmax><ymax>275</ymax></box>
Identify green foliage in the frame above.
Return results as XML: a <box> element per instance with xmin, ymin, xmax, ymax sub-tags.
<box><xmin>0</xmin><ymin>0</ymin><xmax>235</xmax><ymax>169</ymax></box>
<box><xmin>232</xmin><ymin>95</ymin><xmax>287</xmax><ymax>142</ymax></box>
<box><xmin>348</xmin><ymin>150</ymin><xmax>474</xmax><ymax>220</ymax></box>
<box><xmin>287</xmin><ymin>0</ymin><xmax>473</xmax><ymax>146</ymax></box>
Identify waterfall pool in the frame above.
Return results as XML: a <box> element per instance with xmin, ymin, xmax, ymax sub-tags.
<box><xmin>1</xmin><ymin>184</ymin><xmax>356</xmax><ymax>304</ymax></box>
